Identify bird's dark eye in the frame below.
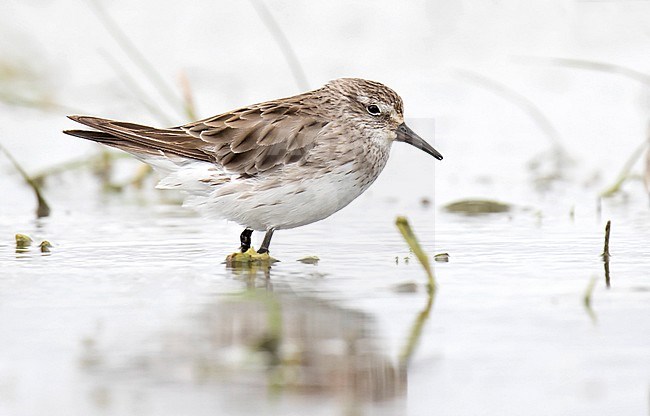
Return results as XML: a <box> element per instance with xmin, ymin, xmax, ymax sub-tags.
<box><xmin>366</xmin><ymin>105</ymin><xmax>381</xmax><ymax>116</ymax></box>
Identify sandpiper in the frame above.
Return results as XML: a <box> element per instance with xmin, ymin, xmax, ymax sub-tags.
<box><xmin>65</xmin><ymin>78</ymin><xmax>443</xmax><ymax>253</ymax></box>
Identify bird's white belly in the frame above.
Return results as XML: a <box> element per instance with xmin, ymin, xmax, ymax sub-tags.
<box><xmin>156</xmin><ymin>139</ymin><xmax>390</xmax><ymax>231</ymax></box>
<box><xmin>202</xmin><ymin>165</ymin><xmax>373</xmax><ymax>230</ymax></box>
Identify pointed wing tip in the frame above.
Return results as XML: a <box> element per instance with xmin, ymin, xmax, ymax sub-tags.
<box><xmin>62</xmin><ymin>129</ymin><xmax>108</xmax><ymax>140</ymax></box>
<box><xmin>67</xmin><ymin>115</ymin><xmax>88</xmax><ymax>123</ymax></box>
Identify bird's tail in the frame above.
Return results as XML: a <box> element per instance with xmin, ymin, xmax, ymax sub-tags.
<box><xmin>63</xmin><ymin>115</ymin><xmax>213</xmax><ymax>164</ymax></box>
<box><xmin>63</xmin><ymin>128</ymin><xmax>122</xmax><ymax>145</ymax></box>
<box><xmin>63</xmin><ymin>115</ymin><xmax>160</xmax><ymax>156</ymax></box>
<box><xmin>63</xmin><ymin>115</ymin><xmax>230</xmax><ymax>189</ymax></box>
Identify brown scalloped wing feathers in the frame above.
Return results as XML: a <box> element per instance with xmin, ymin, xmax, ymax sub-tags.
<box><xmin>66</xmin><ymin>99</ymin><xmax>328</xmax><ymax>176</ymax></box>
<box><xmin>183</xmin><ymin>102</ymin><xmax>327</xmax><ymax>175</ymax></box>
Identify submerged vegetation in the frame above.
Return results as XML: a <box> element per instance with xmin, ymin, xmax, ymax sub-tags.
<box><xmin>583</xmin><ymin>277</ymin><xmax>598</xmax><ymax>324</ymax></box>
<box><xmin>444</xmin><ymin>199</ymin><xmax>511</xmax><ymax>215</ymax></box>
<box><xmin>297</xmin><ymin>255</ymin><xmax>320</xmax><ymax>265</ymax></box>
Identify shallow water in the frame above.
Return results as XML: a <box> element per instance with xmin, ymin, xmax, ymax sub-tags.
<box><xmin>1</xmin><ymin>169</ymin><xmax>649</xmax><ymax>416</ymax></box>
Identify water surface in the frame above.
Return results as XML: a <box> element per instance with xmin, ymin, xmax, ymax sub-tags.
<box><xmin>1</xmin><ymin>173</ymin><xmax>648</xmax><ymax>416</ymax></box>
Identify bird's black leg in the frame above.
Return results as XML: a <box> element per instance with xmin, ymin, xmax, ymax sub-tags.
<box><xmin>257</xmin><ymin>228</ymin><xmax>275</xmax><ymax>254</ymax></box>
<box><xmin>240</xmin><ymin>228</ymin><xmax>253</xmax><ymax>252</ymax></box>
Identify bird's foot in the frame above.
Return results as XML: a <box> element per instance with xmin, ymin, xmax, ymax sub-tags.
<box><xmin>240</xmin><ymin>228</ymin><xmax>253</xmax><ymax>252</ymax></box>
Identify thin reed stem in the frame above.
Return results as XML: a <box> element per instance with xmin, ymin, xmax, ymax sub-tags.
<box><xmin>0</xmin><ymin>143</ymin><xmax>51</xmax><ymax>217</ymax></box>
<box><xmin>395</xmin><ymin>216</ymin><xmax>436</xmax><ymax>367</ymax></box>
<box><xmin>89</xmin><ymin>0</ymin><xmax>185</xmax><ymax>119</ymax></box>
<box><xmin>248</xmin><ymin>0</ymin><xmax>310</xmax><ymax>91</ymax></box>
<box><xmin>600</xmin><ymin>140</ymin><xmax>648</xmax><ymax>197</ymax></box>
<box><xmin>455</xmin><ymin>69</ymin><xmax>566</xmax><ymax>149</ymax></box>
<box><xmin>514</xmin><ymin>56</ymin><xmax>650</xmax><ymax>87</ymax></box>
<box><xmin>99</xmin><ymin>50</ymin><xmax>173</xmax><ymax>125</ymax></box>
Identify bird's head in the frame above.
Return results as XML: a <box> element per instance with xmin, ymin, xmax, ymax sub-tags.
<box><xmin>323</xmin><ymin>78</ymin><xmax>443</xmax><ymax>160</ymax></box>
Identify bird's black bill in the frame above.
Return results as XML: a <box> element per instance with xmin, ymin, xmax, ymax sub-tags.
<box><xmin>395</xmin><ymin>123</ymin><xmax>443</xmax><ymax>160</ymax></box>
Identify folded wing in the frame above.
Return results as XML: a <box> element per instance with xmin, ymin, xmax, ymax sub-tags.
<box><xmin>64</xmin><ymin>99</ymin><xmax>328</xmax><ymax>176</ymax></box>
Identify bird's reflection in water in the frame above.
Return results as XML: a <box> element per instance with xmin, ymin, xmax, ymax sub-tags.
<box><xmin>209</xmin><ymin>263</ymin><xmax>405</xmax><ymax>403</ymax></box>
<box><xmin>195</xmin><ymin>288</ymin><xmax>405</xmax><ymax>402</ymax></box>
<box><xmin>80</xmin><ymin>263</ymin><xmax>406</xmax><ymax>412</ymax></box>
<box><xmin>226</xmin><ymin>260</ymin><xmax>273</xmax><ymax>289</ymax></box>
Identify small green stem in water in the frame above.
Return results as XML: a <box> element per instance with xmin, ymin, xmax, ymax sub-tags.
<box><xmin>395</xmin><ymin>216</ymin><xmax>437</xmax><ymax>367</ymax></box>
<box><xmin>601</xmin><ymin>220</ymin><xmax>611</xmax><ymax>260</ymax></box>
<box><xmin>395</xmin><ymin>216</ymin><xmax>436</xmax><ymax>290</ymax></box>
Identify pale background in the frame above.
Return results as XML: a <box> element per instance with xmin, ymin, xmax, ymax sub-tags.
<box><xmin>1</xmin><ymin>2</ymin><xmax>649</xmax><ymax>416</ymax></box>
